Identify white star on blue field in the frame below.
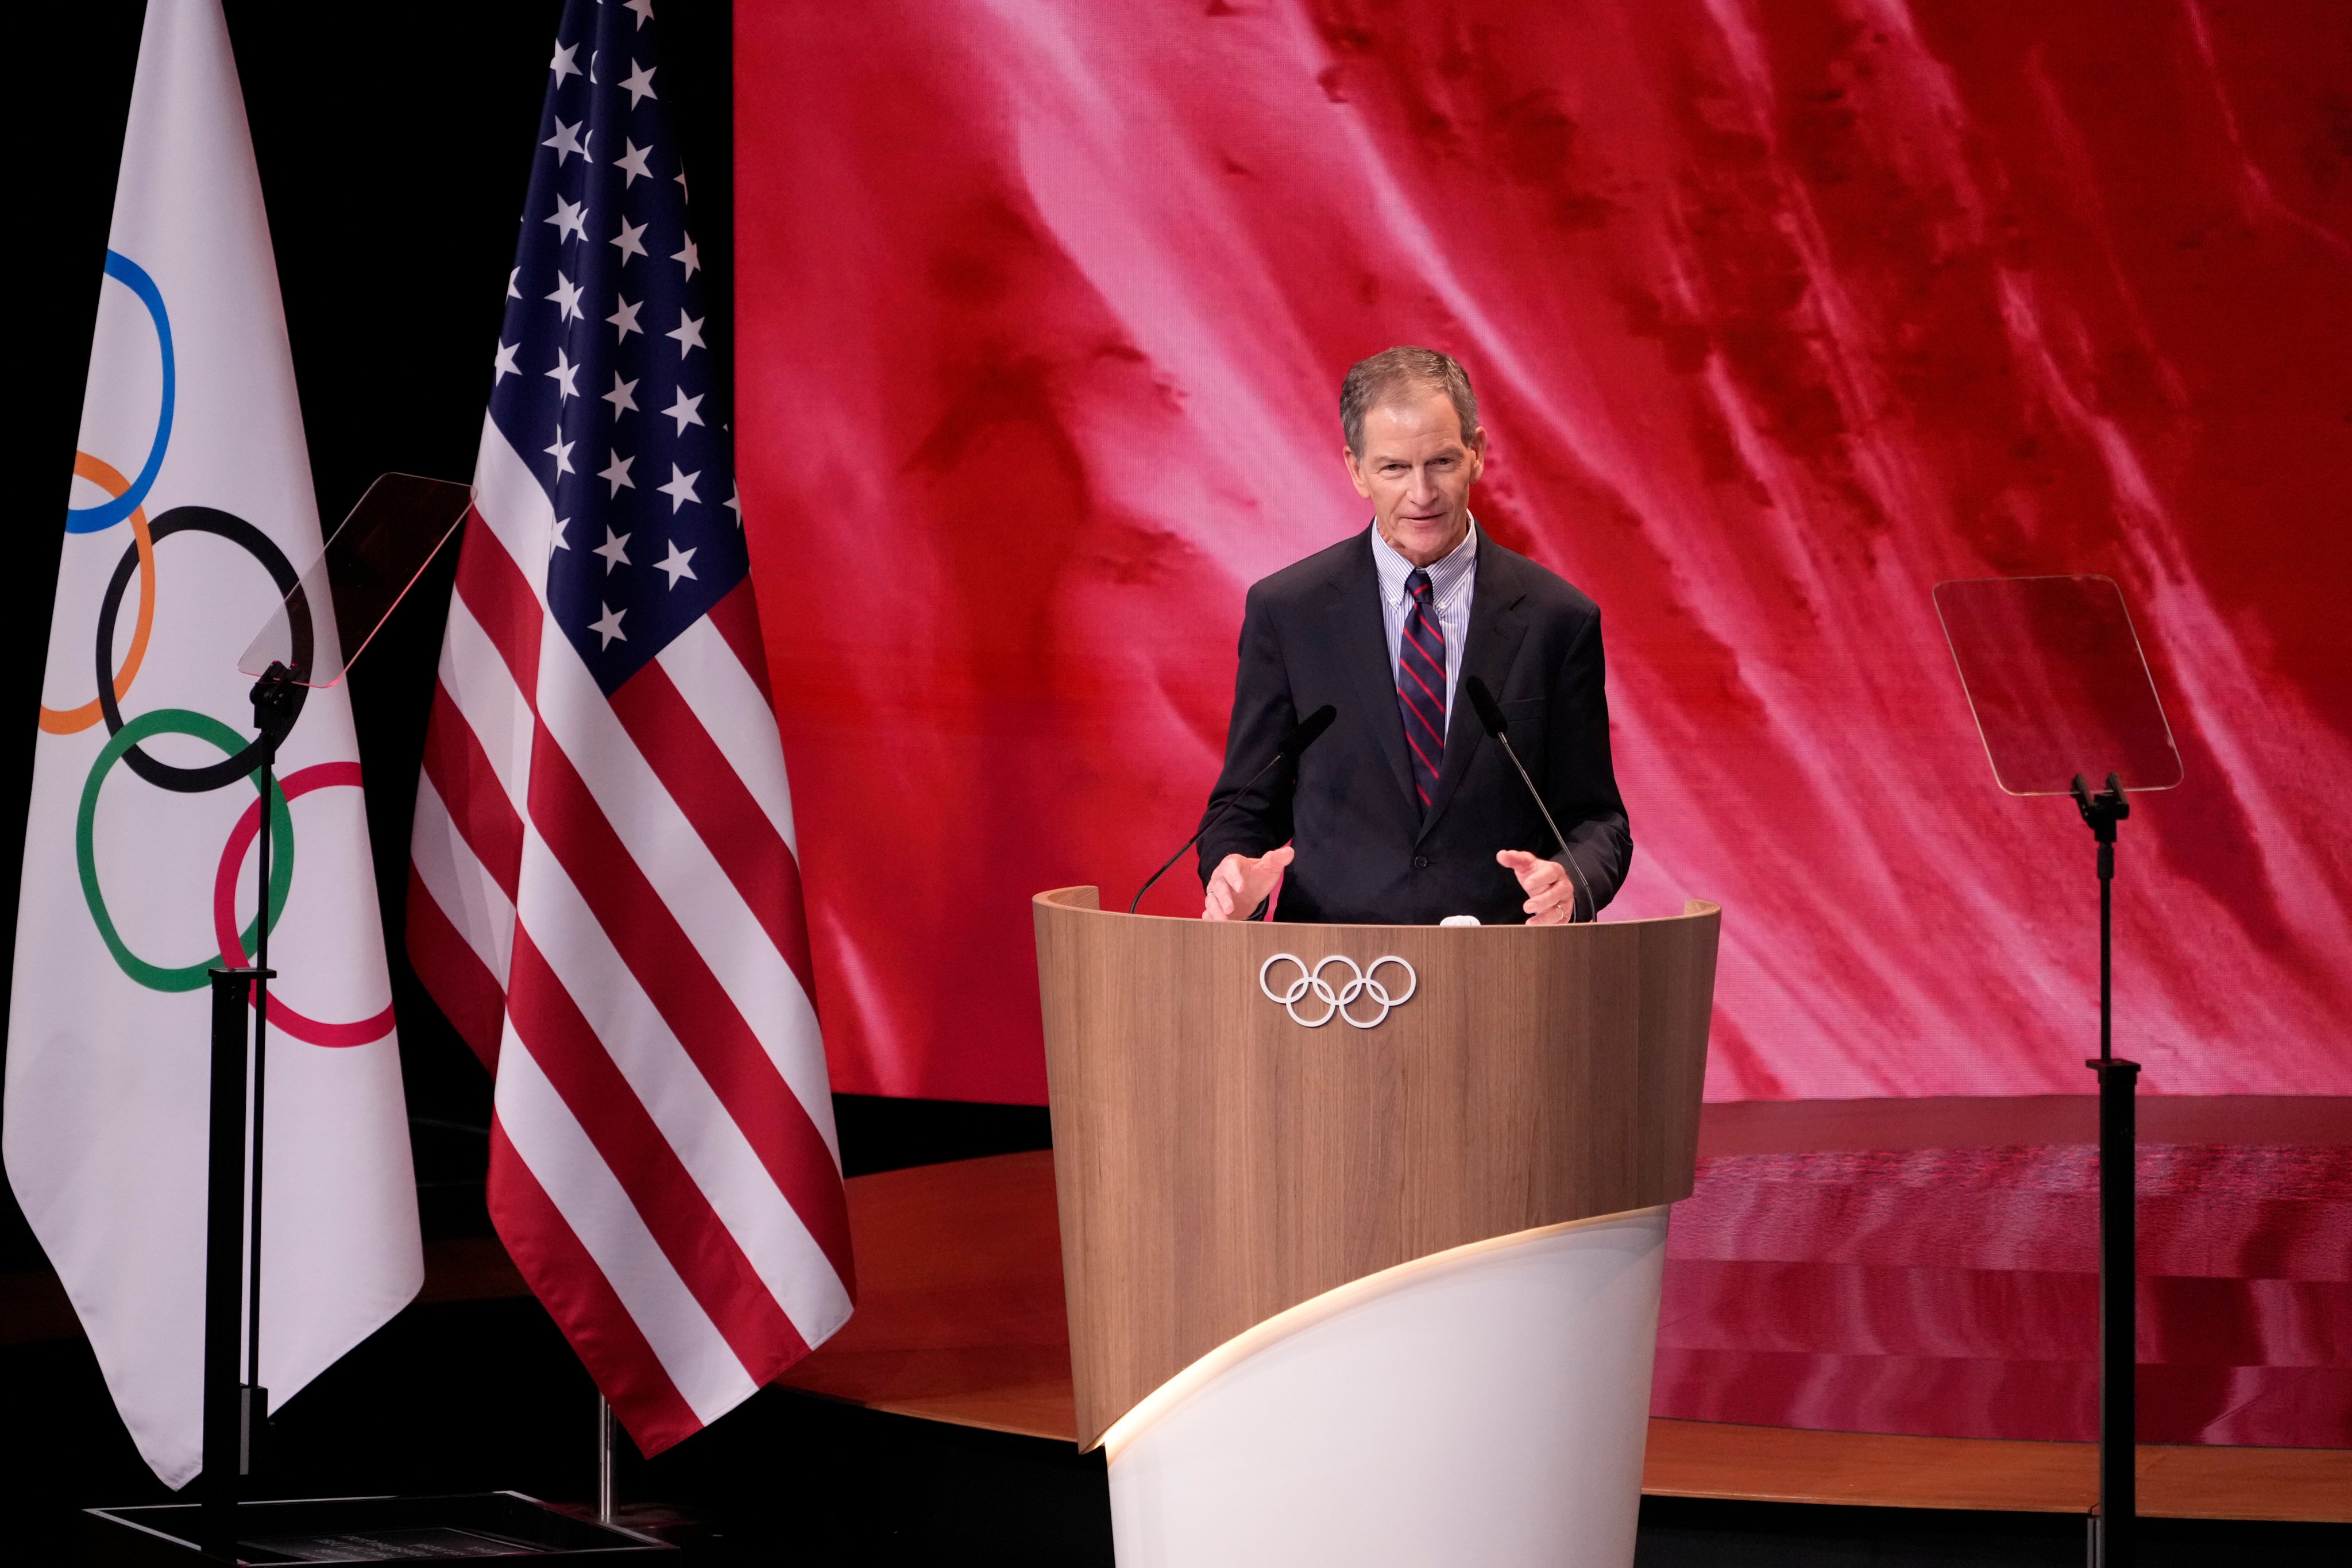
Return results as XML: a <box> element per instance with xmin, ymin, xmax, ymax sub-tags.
<box><xmin>491</xmin><ymin>0</ymin><xmax>746</xmax><ymax>693</ymax></box>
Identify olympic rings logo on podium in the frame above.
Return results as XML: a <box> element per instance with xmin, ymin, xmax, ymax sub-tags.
<box><xmin>51</xmin><ymin>249</ymin><xmax>391</xmax><ymax>1048</ymax></box>
<box><xmin>1258</xmin><ymin>953</ymin><xmax>1418</xmax><ymax>1029</ymax></box>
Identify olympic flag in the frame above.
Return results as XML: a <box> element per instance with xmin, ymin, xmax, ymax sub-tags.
<box><xmin>3</xmin><ymin>0</ymin><xmax>420</xmax><ymax>1487</ymax></box>
<box><xmin>402</xmin><ymin>0</ymin><xmax>852</xmax><ymax>1454</ymax></box>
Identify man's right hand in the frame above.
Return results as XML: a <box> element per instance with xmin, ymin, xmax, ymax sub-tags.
<box><xmin>1203</xmin><ymin>845</ymin><xmax>1295</xmax><ymax>921</ymax></box>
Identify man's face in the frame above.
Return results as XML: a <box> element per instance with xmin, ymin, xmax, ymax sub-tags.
<box><xmin>1343</xmin><ymin>389</ymin><xmax>1485</xmax><ymax>566</ymax></box>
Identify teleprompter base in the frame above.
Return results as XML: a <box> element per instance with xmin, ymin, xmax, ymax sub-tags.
<box><xmin>83</xmin><ymin>1491</ymin><xmax>673</xmax><ymax>1564</ymax></box>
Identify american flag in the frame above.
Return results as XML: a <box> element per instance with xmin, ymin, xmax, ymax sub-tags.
<box><xmin>407</xmin><ymin>0</ymin><xmax>852</xmax><ymax>1453</ymax></box>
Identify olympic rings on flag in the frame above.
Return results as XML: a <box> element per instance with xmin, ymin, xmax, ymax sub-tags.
<box><xmin>42</xmin><ymin>451</ymin><xmax>157</xmax><ymax>735</ymax></box>
<box><xmin>95</xmin><ymin>505</ymin><xmax>312</xmax><ymax>792</ymax></box>
<box><xmin>212</xmin><ymin>762</ymin><xmax>395</xmax><ymax>1048</ymax></box>
<box><xmin>78</xmin><ymin>708</ymin><xmax>293</xmax><ymax>994</ymax></box>
<box><xmin>58</xmin><ymin>252</ymin><xmax>370</xmax><ymax>1035</ymax></box>
<box><xmin>67</xmin><ymin>251</ymin><xmax>175</xmax><ymax>536</ymax></box>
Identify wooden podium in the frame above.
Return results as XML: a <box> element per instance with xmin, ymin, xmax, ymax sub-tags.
<box><xmin>1034</xmin><ymin>887</ymin><xmax>1719</xmax><ymax>1567</ymax></box>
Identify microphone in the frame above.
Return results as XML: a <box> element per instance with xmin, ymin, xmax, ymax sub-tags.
<box><xmin>1464</xmin><ymin>676</ymin><xmax>1594</xmax><ymax>924</ymax></box>
<box><xmin>1131</xmin><ymin>704</ymin><xmax>1337</xmax><ymax>914</ymax></box>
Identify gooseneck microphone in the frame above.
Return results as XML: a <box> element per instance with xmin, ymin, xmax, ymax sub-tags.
<box><xmin>1131</xmin><ymin>704</ymin><xmax>1337</xmax><ymax>914</ymax></box>
<box><xmin>1464</xmin><ymin>676</ymin><xmax>1594</xmax><ymax>924</ymax></box>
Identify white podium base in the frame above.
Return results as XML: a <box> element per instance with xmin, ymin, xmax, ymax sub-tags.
<box><xmin>1102</xmin><ymin>1207</ymin><xmax>1668</xmax><ymax>1568</ymax></box>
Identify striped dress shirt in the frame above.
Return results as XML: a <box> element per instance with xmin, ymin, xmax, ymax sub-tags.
<box><xmin>1371</xmin><ymin>517</ymin><xmax>1478</xmax><ymax>733</ymax></box>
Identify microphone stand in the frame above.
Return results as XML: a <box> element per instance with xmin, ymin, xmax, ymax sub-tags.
<box><xmin>1131</xmin><ymin>706</ymin><xmax>1334</xmax><ymax>915</ymax></box>
<box><xmin>1463</xmin><ymin>678</ymin><xmax>1594</xmax><ymax>924</ymax></box>
<box><xmin>1485</xmin><ymin>733</ymin><xmax>1593</xmax><ymax>923</ymax></box>
<box><xmin>1131</xmin><ymin>751</ymin><xmax>1286</xmax><ymax>914</ymax></box>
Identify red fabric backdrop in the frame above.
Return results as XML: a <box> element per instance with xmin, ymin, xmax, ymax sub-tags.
<box><xmin>735</xmin><ymin>1</ymin><xmax>2352</xmax><ymax>1104</ymax></box>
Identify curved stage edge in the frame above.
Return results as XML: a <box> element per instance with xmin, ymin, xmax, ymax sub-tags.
<box><xmin>773</xmin><ymin>1095</ymin><xmax>2352</xmax><ymax>1527</ymax></box>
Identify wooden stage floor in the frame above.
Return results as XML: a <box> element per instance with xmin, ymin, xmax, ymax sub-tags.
<box><xmin>775</xmin><ymin>1140</ymin><xmax>2350</xmax><ymax>1525</ymax></box>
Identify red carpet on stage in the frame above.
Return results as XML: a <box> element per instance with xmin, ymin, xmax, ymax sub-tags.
<box><xmin>773</xmin><ymin>1099</ymin><xmax>2351</xmax><ymax>1466</ymax></box>
<box><xmin>1656</xmin><ymin>1138</ymin><xmax>2352</xmax><ymax>1447</ymax></box>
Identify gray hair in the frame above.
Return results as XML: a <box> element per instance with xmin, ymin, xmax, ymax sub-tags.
<box><xmin>1340</xmin><ymin>346</ymin><xmax>1481</xmax><ymax>455</ymax></box>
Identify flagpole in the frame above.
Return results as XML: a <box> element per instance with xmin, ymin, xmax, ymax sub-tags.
<box><xmin>597</xmin><ymin>1396</ymin><xmax>617</xmax><ymax>1525</ymax></box>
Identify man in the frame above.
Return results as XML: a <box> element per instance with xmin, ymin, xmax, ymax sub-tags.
<box><xmin>1199</xmin><ymin>346</ymin><xmax>1631</xmax><ymax>926</ymax></box>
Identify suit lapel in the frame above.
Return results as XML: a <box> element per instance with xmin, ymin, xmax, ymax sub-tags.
<box><xmin>1327</xmin><ymin>531</ymin><xmax>1418</xmax><ymax>814</ymax></box>
<box><xmin>1419</xmin><ymin>542</ymin><xmax>1528</xmax><ymax>843</ymax></box>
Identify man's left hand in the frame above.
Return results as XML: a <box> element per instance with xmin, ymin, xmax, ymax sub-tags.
<box><xmin>1498</xmin><ymin>849</ymin><xmax>1578</xmax><ymax>926</ymax></box>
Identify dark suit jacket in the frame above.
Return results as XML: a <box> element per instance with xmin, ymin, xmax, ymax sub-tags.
<box><xmin>1197</xmin><ymin>526</ymin><xmax>1632</xmax><ymax>925</ymax></box>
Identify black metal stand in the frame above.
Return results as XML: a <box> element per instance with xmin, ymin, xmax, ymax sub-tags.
<box><xmin>90</xmin><ymin>1493</ymin><xmax>675</xmax><ymax>1564</ymax></box>
<box><xmin>2072</xmin><ymin>771</ymin><xmax>2135</xmax><ymax>1568</ymax></box>
<box><xmin>195</xmin><ymin>664</ymin><xmax>298</xmax><ymax>1561</ymax></box>
<box><xmin>200</xmin><ymin>967</ymin><xmax>262</xmax><ymax>1561</ymax></box>
<box><xmin>245</xmin><ymin>668</ymin><xmax>295</xmax><ymax>1445</ymax></box>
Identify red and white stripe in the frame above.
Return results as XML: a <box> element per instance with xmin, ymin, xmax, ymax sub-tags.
<box><xmin>408</xmin><ymin>416</ymin><xmax>852</xmax><ymax>1453</ymax></box>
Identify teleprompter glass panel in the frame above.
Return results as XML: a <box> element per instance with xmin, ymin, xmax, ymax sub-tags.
<box><xmin>240</xmin><ymin>473</ymin><xmax>472</xmax><ymax>689</ymax></box>
<box><xmin>1933</xmin><ymin>574</ymin><xmax>2181</xmax><ymax>797</ymax></box>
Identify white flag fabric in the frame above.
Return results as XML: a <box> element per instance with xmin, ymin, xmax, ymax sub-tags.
<box><xmin>3</xmin><ymin>0</ymin><xmax>420</xmax><ymax>1488</ymax></box>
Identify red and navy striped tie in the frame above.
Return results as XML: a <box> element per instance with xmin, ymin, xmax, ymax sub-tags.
<box><xmin>1398</xmin><ymin>567</ymin><xmax>1447</xmax><ymax>813</ymax></box>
